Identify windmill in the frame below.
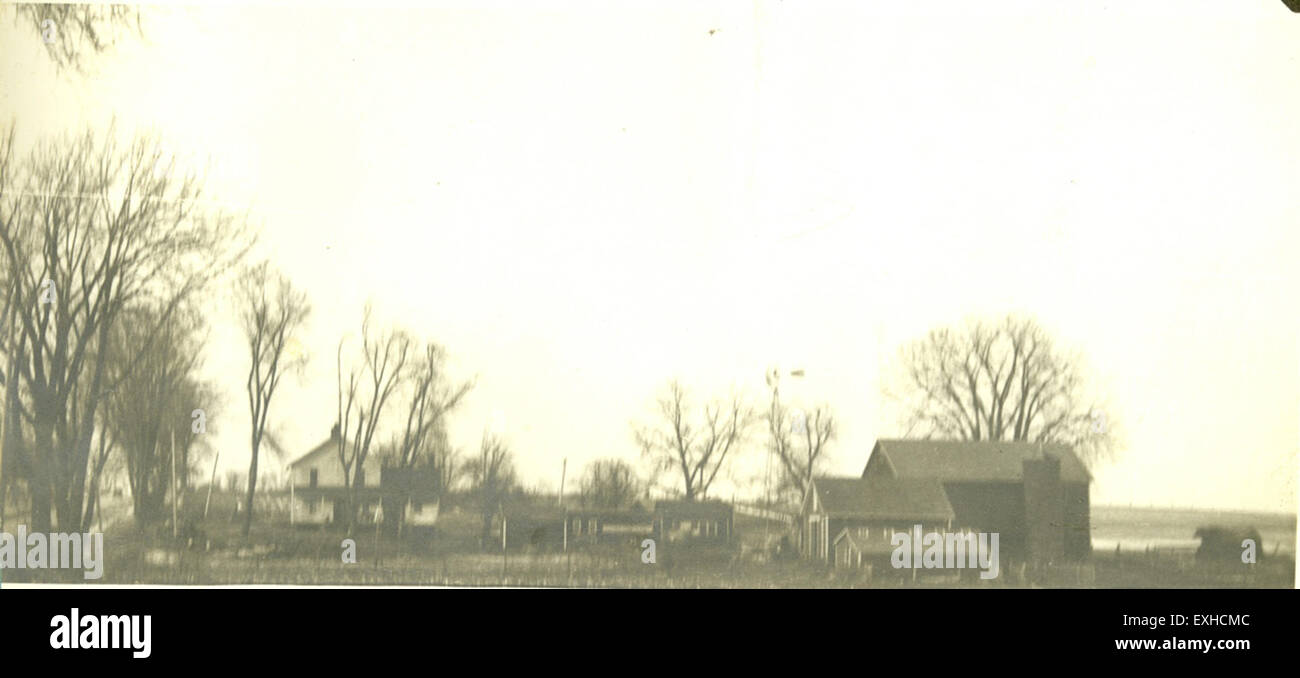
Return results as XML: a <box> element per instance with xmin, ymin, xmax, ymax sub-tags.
<box><xmin>763</xmin><ymin>365</ymin><xmax>805</xmax><ymax>540</ymax></box>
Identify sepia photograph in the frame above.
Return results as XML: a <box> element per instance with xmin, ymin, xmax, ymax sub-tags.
<box><xmin>0</xmin><ymin>0</ymin><xmax>1296</xmax><ymax>621</ymax></box>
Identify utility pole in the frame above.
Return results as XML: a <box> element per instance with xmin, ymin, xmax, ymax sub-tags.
<box><xmin>204</xmin><ymin>451</ymin><xmax>220</xmax><ymax>520</ymax></box>
<box><xmin>558</xmin><ymin>458</ymin><xmax>566</xmax><ymax>505</ymax></box>
<box><xmin>374</xmin><ymin>500</ymin><xmax>383</xmax><ymax>570</ymax></box>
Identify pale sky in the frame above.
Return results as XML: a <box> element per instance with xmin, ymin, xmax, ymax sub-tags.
<box><xmin>2</xmin><ymin>0</ymin><xmax>1296</xmax><ymax>513</ymax></box>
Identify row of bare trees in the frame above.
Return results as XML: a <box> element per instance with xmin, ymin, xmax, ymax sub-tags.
<box><xmin>632</xmin><ymin>377</ymin><xmax>836</xmax><ymax>508</ymax></box>
<box><xmin>232</xmin><ymin>279</ymin><xmax>479</xmax><ymax>537</ymax></box>
<box><xmin>628</xmin><ymin>315</ymin><xmax>1116</xmax><ymax>510</ymax></box>
<box><xmin>0</xmin><ymin>125</ymin><xmax>248</xmax><ymax>533</ymax></box>
<box><xmin>0</xmin><ymin>133</ymin><xmax>1116</xmax><ymax>538</ymax></box>
<box><xmin>334</xmin><ymin>307</ymin><xmax>476</xmax><ymax>534</ymax></box>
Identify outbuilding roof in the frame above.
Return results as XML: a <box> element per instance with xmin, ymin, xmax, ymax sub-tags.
<box><xmin>810</xmin><ymin>476</ymin><xmax>955</xmax><ymax>522</ymax></box>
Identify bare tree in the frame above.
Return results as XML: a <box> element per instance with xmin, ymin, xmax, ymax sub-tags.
<box><xmin>578</xmin><ymin>458</ymin><xmax>640</xmax><ymax>509</ymax></box>
<box><xmin>238</xmin><ymin>261</ymin><xmax>310</xmax><ymax>538</ymax></box>
<box><xmin>101</xmin><ymin>303</ymin><xmax>211</xmax><ymax>529</ymax></box>
<box><xmin>392</xmin><ymin>342</ymin><xmax>472</xmax><ymax>470</ymax></box>
<box><xmin>890</xmin><ymin>314</ymin><xmax>1119</xmax><ymax>465</ymax></box>
<box><xmin>0</xmin><ymin>207</ymin><xmax>22</xmax><ymax>528</ymax></box>
<box><xmin>336</xmin><ymin>306</ymin><xmax>411</xmax><ymax>533</ymax></box>
<box><xmin>765</xmin><ymin>386</ymin><xmax>835</xmax><ymax>508</ymax></box>
<box><xmin>11</xmin><ymin>3</ymin><xmax>143</xmax><ymax>73</ymax></box>
<box><xmin>0</xmin><ymin>125</ymin><xmax>247</xmax><ymax>533</ymax></box>
<box><xmin>467</xmin><ymin>432</ymin><xmax>516</xmax><ymax>549</ymax></box>
<box><xmin>634</xmin><ymin>380</ymin><xmax>755</xmax><ymax>501</ymax></box>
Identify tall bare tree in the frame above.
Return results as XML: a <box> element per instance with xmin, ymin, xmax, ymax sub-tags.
<box><xmin>101</xmin><ymin>303</ymin><xmax>211</xmax><ymax>529</ymax></box>
<box><xmin>336</xmin><ymin>306</ymin><xmax>411</xmax><ymax>533</ymax></box>
<box><xmin>634</xmin><ymin>380</ymin><xmax>755</xmax><ymax>501</ymax></box>
<box><xmin>765</xmin><ymin>387</ymin><xmax>835</xmax><ymax>508</ymax></box>
<box><xmin>890</xmin><ymin>314</ymin><xmax>1119</xmax><ymax>464</ymax></box>
<box><xmin>0</xmin><ymin>125</ymin><xmax>247</xmax><ymax>533</ymax></box>
<box><xmin>392</xmin><ymin>342</ymin><xmax>472</xmax><ymax>470</ymax></box>
<box><xmin>238</xmin><ymin>261</ymin><xmax>310</xmax><ymax>538</ymax></box>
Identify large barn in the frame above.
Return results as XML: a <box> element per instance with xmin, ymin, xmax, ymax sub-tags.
<box><xmin>863</xmin><ymin>439</ymin><xmax>1092</xmax><ymax>562</ymax></box>
<box><xmin>803</xmin><ymin>439</ymin><xmax>1092</xmax><ymax>564</ymax></box>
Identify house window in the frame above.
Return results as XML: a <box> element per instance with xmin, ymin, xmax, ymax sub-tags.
<box><xmin>309</xmin><ymin>469</ymin><xmax>318</xmax><ymax>488</ymax></box>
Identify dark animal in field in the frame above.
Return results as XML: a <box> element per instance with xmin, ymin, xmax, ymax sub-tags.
<box><xmin>1194</xmin><ymin>526</ymin><xmax>1262</xmax><ymax>565</ymax></box>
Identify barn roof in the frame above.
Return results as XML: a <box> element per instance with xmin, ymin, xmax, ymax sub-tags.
<box><xmin>811</xmin><ymin>476</ymin><xmax>955</xmax><ymax>522</ymax></box>
<box><xmin>867</xmin><ymin>439</ymin><xmax>1091</xmax><ymax>484</ymax></box>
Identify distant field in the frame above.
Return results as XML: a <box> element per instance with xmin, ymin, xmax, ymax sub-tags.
<box><xmin>1092</xmin><ymin>505</ymin><xmax>1296</xmax><ymax>555</ymax></box>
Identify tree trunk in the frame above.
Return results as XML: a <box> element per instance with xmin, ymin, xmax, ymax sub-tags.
<box><xmin>29</xmin><ymin>475</ymin><xmax>52</xmax><ymax>534</ymax></box>
<box><xmin>82</xmin><ymin>469</ymin><xmax>100</xmax><ymax>531</ymax></box>
<box><xmin>29</xmin><ymin>413</ymin><xmax>55</xmax><ymax>534</ymax></box>
<box><xmin>242</xmin><ymin>434</ymin><xmax>260</xmax><ymax>539</ymax></box>
<box><xmin>1</xmin><ymin>349</ymin><xmax>23</xmax><ymax>532</ymax></box>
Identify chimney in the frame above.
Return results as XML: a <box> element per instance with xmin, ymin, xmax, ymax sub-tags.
<box><xmin>330</xmin><ymin>423</ymin><xmax>341</xmax><ymax>441</ymax></box>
